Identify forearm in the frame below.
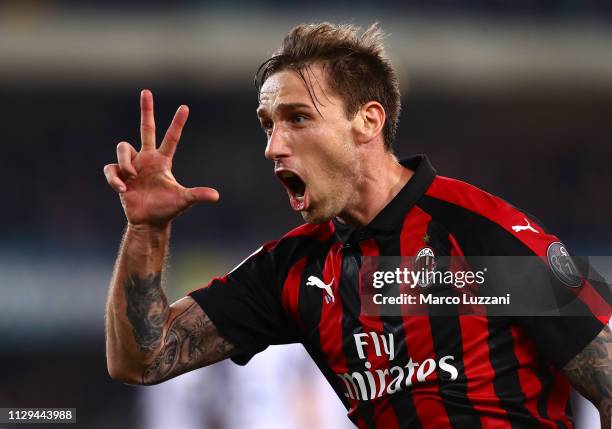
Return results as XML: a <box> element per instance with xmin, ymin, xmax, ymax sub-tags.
<box><xmin>105</xmin><ymin>223</ymin><xmax>171</xmax><ymax>382</ymax></box>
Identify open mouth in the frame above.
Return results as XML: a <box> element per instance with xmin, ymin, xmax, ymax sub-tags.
<box><xmin>279</xmin><ymin>171</ymin><xmax>305</xmax><ymax>197</ymax></box>
<box><xmin>276</xmin><ymin>170</ymin><xmax>309</xmax><ymax>211</ymax></box>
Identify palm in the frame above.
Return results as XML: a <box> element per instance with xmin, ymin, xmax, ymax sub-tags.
<box><xmin>120</xmin><ymin>153</ymin><xmax>183</xmax><ymax>226</ymax></box>
<box><xmin>104</xmin><ymin>90</ymin><xmax>218</xmax><ymax>227</ymax></box>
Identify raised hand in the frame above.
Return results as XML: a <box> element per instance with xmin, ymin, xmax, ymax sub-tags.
<box><xmin>104</xmin><ymin>90</ymin><xmax>219</xmax><ymax>227</ymax></box>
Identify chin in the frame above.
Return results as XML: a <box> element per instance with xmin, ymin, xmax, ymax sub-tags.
<box><xmin>300</xmin><ymin>208</ymin><xmax>332</xmax><ymax>224</ymax></box>
<box><xmin>300</xmin><ymin>200</ymin><xmax>340</xmax><ymax>224</ymax></box>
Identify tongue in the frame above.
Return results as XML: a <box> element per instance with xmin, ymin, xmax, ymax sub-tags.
<box><xmin>289</xmin><ymin>193</ymin><xmax>308</xmax><ymax>211</ymax></box>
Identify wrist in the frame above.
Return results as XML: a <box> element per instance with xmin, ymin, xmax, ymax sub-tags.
<box><xmin>127</xmin><ymin>222</ymin><xmax>171</xmax><ymax>234</ymax></box>
<box><xmin>123</xmin><ymin>223</ymin><xmax>171</xmax><ymax>269</ymax></box>
<box><xmin>125</xmin><ymin>222</ymin><xmax>171</xmax><ymax>253</ymax></box>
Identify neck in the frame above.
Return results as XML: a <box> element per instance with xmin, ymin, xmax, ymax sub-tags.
<box><xmin>336</xmin><ymin>153</ymin><xmax>413</xmax><ymax>227</ymax></box>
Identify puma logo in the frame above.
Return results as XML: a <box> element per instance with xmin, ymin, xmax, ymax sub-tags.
<box><xmin>306</xmin><ymin>275</ymin><xmax>335</xmax><ymax>304</ymax></box>
<box><xmin>512</xmin><ymin>217</ymin><xmax>539</xmax><ymax>233</ymax></box>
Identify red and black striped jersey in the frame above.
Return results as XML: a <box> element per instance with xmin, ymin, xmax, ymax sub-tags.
<box><xmin>189</xmin><ymin>155</ymin><xmax>611</xmax><ymax>428</ymax></box>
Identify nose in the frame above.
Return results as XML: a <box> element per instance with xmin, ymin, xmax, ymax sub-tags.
<box><xmin>264</xmin><ymin>126</ymin><xmax>291</xmax><ymax>161</ymax></box>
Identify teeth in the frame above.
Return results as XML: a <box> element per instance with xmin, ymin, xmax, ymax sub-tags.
<box><xmin>296</xmin><ymin>195</ymin><xmax>304</xmax><ymax>201</ymax></box>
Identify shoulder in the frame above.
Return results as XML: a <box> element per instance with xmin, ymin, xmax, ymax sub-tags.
<box><xmin>236</xmin><ymin>221</ymin><xmax>337</xmax><ymax>274</ymax></box>
<box><xmin>267</xmin><ymin>221</ymin><xmax>336</xmax><ymax>254</ymax></box>
<box><xmin>416</xmin><ymin>175</ymin><xmax>560</xmax><ymax>256</ymax></box>
<box><xmin>424</xmin><ymin>175</ymin><xmax>532</xmax><ymax>227</ymax></box>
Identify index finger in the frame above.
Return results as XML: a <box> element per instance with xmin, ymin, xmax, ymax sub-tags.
<box><xmin>140</xmin><ymin>89</ymin><xmax>156</xmax><ymax>150</ymax></box>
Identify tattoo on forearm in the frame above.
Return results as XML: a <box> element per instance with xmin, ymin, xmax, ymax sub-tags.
<box><xmin>142</xmin><ymin>302</ymin><xmax>235</xmax><ymax>384</ymax></box>
<box><xmin>563</xmin><ymin>325</ymin><xmax>612</xmax><ymax>425</ymax></box>
<box><xmin>124</xmin><ymin>272</ymin><xmax>169</xmax><ymax>354</ymax></box>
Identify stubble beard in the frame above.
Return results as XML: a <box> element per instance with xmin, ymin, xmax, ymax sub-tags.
<box><xmin>302</xmin><ymin>142</ymin><xmax>361</xmax><ymax>224</ymax></box>
<box><xmin>301</xmin><ymin>169</ymin><xmax>358</xmax><ymax>225</ymax></box>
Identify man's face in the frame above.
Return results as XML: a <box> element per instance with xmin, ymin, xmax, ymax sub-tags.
<box><xmin>257</xmin><ymin>64</ymin><xmax>360</xmax><ymax>223</ymax></box>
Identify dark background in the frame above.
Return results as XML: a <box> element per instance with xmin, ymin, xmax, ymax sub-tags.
<box><xmin>0</xmin><ymin>1</ymin><xmax>610</xmax><ymax>427</ymax></box>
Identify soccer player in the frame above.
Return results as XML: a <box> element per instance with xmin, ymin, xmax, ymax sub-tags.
<box><xmin>103</xmin><ymin>23</ymin><xmax>611</xmax><ymax>428</ymax></box>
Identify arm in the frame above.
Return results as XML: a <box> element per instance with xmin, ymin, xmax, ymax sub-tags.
<box><xmin>562</xmin><ymin>324</ymin><xmax>612</xmax><ymax>428</ymax></box>
<box><xmin>105</xmin><ymin>225</ymin><xmax>237</xmax><ymax>385</ymax></box>
<box><xmin>141</xmin><ymin>296</ymin><xmax>235</xmax><ymax>385</ymax></box>
<box><xmin>104</xmin><ymin>90</ymin><xmax>233</xmax><ymax>385</ymax></box>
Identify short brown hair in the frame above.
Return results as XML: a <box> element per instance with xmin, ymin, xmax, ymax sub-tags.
<box><xmin>255</xmin><ymin>22</ymin><xmax>401</xmax><ymax>151</ymax></box>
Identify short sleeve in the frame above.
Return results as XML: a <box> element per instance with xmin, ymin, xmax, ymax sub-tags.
<box><xmin>188</xmin><ymin>243</ymin><xmax>302</xmax><ymax>365</ymax></box>
<box><xmin>512</xmin><ymin>249</ymin><xmax>611</xmax><ymax>369</ymax></box>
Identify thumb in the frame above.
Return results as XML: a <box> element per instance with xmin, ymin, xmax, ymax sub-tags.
<box><xmin>185</xmin><ymin>186</ymin><xmax>220</xmax><ymax>204</ymax></box>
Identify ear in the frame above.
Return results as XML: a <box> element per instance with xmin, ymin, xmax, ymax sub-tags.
<box><xmin>352</xmin><ymin>101</ymin><xmax>386</xmax><ymax>144</ymax></box>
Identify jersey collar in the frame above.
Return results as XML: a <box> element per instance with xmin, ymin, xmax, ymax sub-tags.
<box><xmin>332</xmin><ymin>154</ymin><xmax>436</xmax><ymax>244</ymax></box>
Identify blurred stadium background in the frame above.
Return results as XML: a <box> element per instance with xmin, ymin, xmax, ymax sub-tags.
<box><xmin>0</xmin><ymin>0</ymin><xmax>611</xmax><ymax>428</ymax></box>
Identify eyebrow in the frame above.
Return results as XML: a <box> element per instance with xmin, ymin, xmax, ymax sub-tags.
<box><xmin>256</xmin><ymin>102</ymin><xmax>312</xmax><ymax>119</ymax></box>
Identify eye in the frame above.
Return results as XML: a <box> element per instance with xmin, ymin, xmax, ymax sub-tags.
<box><xmin>291</xmin><ymin>114</ymin><xmax>307</xmax><ymax>124</ymax></box>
